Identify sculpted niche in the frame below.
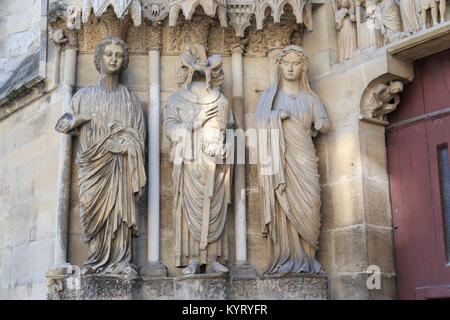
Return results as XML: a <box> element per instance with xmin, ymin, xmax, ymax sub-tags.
<box><xmin>255</xmin><ymin>45</ymin><xmax>330</xmax><ymax>275</ymax></box>
<box><xmin>55</xmin><ymin>37</ymin><xmax>146</xmax><ymax>277</ymax></box>
<box><xmin>165</xmin><ymin>44</ymin><xmax>233</xmax><ymax>275</ymax></box>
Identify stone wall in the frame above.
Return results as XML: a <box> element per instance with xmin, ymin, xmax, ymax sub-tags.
<box><xmin>0</xmin><ymin>0</ymin><xmax>42</xmax><ymax>87</ymax></box>
<box><xmin>0</xmin><ymin>89</ymin><xmax>62</xmax><ymax>299</ymax></box>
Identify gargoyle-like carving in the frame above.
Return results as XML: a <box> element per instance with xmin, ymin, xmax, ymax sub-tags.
<box><xmin>67</xmin><ymin>5</ymin><xmax>82</xmax><ymax>30</ymax></box>
<box><xmin>142</xmin><ymin>0</ymin><xmax>169</xmax><ymax>22</ymax></box>
<box><xmin>361</xmin><ymin>80</ymin><xmax>404</xmax><ymax>120</ymax></box>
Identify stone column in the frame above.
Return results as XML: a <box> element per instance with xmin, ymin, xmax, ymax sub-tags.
<box><xmin>231</xmin><ymin>39</ymin><xmax>256</xmax><ymax>277</ymax></box>
<box><xmin>141</xmin><ymin>25</ymin><xmax>167</xmax><ymax>278</ymax></box>
<box><xmin>55</xmin><ymin>37</ymin><xmax>77</xmax><ymax>266</ymax></box>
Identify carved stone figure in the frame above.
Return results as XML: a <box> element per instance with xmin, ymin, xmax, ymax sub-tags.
<box><xmin>399</xmin><ymin>0</ymin><xmax>421</xmax><ymax>33</ymax></box>
<box><xmin>254</xmin><ymin>45</ymin><xmax>330</xmax><ymax>275</ymax></box>
<box><xmin>165</xmin><ymin>45</ymin><xmax>233</xmax><ymax>275</ymax></box>
<box><xmin>334</xmin><ymin>0</ymin><xmax>357</xmax><ymax>62</ymax></box>
<box><xmin>55</xmin><ymin>37</ymin><xmax>146</xmax><ymax>277</ymax></box>
<box><xmin>367</xmin><ymin>0</ymin><xmax>406</xmax><ymax>44</ymax></box>
<box><xmin>419</xmin><ymin>0</ymin><xmax>446</xmax><ymax>28</ymax></box>
<box><xmin>362</xmin><ymin>80</ymin><xmax>404</xmax><ymax>118</ymax></box>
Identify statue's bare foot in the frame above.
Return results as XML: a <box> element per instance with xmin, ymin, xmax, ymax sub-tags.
<box><xmin>182</xmin><ymin>260</ymin><xmax>200</xmax><ymax>275</ymax></box>
<box><xmin>210</xmin><ymin>260</ymin><xmax>229</xmax><ymax>274</ymax></box>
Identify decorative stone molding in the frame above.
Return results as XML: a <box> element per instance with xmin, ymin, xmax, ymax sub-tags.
<box><xmin>82</xmin><ymin>0</ymin><xmax>142</xmax><ymax>26</ymax></box>
<box><xmin>255</xmin><ymin>0</ymin><xmax>313</xmax><ymax>31</ymax></box>
<box><xmin>228</xmin><ymin>1</ymin><xmax>255</xmax><ymax>38</ymax></box>
<box><xmin>168</xmin><ymin>0</ymin><xmax>228</xmax><ymax>27</ymax></box>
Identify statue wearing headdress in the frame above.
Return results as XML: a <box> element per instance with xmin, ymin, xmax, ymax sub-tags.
<box><xmin>255</xmin><ymin>45</ymin><xmax>330</xmax><ymax>275</ymax></box>
<box><xmin>165</xmin><ymin>45</ymin><xmax>233</xmax><ymax>275</ymax></box>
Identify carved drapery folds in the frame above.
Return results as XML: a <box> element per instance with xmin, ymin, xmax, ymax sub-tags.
<box><xmin>360</xmin><ymin>78</ymin><xmax>405</xmax><ymax>125</ymax></box>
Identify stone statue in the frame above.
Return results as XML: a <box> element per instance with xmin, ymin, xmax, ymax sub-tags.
<box><xmin>55</xmin><ymin>37</ymin><xmax>146</xmax><ymax>277</ymax></box>
<box><xmin>165</xmin><ymin>44</ymin><xmax>233</xmax><ymax>275</ymax></box>
<box><xmin>254</xmin><ymin>45</ymin><xmax>330</xmax><ymax>275</ymax></box>
<box><xmin>367</xmin><ymin>0</ymin><xmax>407</xmax><ymax>44</ymax></box>
<box><xmin>334</xmin><ymin>0</ymin><xmax>358</xmax><ymax>62</ymax></box>
<box><xmin>419</xmin><ymin>0</ymin><xmax>446</xmax><ymax>28</ymax></box>
<box><xmin>399</xmin><ymin>0</ymin><xmax>421</xmax><ymax>33</ymax></box>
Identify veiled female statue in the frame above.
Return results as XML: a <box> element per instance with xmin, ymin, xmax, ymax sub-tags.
<box><xmin>55</xmin><ymin>37</ymin><xmax>146</xmax><ymax>276</ymax></box>
<box><xmin>334</xmin><ymin>0</ymin><xmax>357</xmax><ymax>62</ymax></box>
<box><xmin>255</xmin><ymin>45</ymin><xmax>330</xmax><ymax>275</ymax></box>
<box><xmin>165</xmin><ymin>45</ymin><xmax>233</xmax><ymax>275</ymax></box>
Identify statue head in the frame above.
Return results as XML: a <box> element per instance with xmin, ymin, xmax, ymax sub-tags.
<box><xmin>94</xmin><ymin>37</ymin><xmax>129</xmax><ymax>75</ymax></box>
<box><xmin>276</xmin><ymin>45</ymin><xmax>317</xmax><ymax>98</ymax></box>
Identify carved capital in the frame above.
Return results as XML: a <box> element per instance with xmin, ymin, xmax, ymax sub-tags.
<box><xmin>145</xmin><ymin>24</ymin><xmax>162</xmax><ymax>51</ymax></box>
<box><xmin>99</xmin><ymin>9</ymin><xmax>132</xmax><ymax>40</ymax></box>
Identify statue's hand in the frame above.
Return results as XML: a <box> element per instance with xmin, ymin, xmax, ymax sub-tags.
<box><xmin>279</xmin><ymin>110</ymin><xmax>290</xmax><ymax>120</ymax></box>
<box><xmin>193</xmin><ymin>105</ymin><xmax>218</xmax><ymax>129</ymax></box>
<box><xmin>56</xmin><ymin>113</ymin><xmax>91</xmax><ymax>133</ymax></box>
<box><xmin>55</xmin><ymin>113</ymin><xmax>74</xmax><ymax>133</ymax></box>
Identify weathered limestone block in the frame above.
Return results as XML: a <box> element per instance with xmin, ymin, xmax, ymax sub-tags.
<box><xmin>174</xmin><ymin>274</ymin><xmax>230</xmax><ymax>300</ymax></box>
<box><xmin>46</xmin><ymin>273</ymin><xmax>328</xmax><ymax>300</ymax></box>
<box><xmin>231</xmin><ymin>274</ymin><xmax>329</xmax><ymax>300</ymax></box>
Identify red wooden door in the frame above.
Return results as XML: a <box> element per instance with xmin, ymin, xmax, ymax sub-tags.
<box><xmin>387</xmin><ymin>50</ymin><xmax>450</xmax><ymax>300</ymax></box>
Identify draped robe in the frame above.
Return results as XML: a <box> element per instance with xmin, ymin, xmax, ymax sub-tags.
<box><xmin>255</xmin><ymin>82</ymin><xmax>329</xmax><ymax>275</ymax></box>
<box><xmin>399</xmin><ymin>0</ymin><xmax>421</xmax><ymax>33</ymax></box>
<box><xmin>165</xmin><ymin>84</ymin><xmax>233</xmax><ymax>267</ymax></box>
<box><xmin>65</xmin><ymin>83</ymin><xmax>146</xmax><ymax>274</ymax></box>
<box><xmin>335</xmin><ymin>8</ymin><xmax>357</xmax><ymax>62</ymax></box>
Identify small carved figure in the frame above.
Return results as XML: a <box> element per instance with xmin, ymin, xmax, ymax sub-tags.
<box><xmin>166</xmin><ymin>45</ymin><xmax>233</xmax><ymax>275</ymax></box>
<box><xmin>367</xmin><ymin>0</ymin><xmax>407</xmax><ymax>44</ymax></box>
<box><xmin>255</xmin><ymin>45</ymin><xmax>330</xmax><ymax>275</ymax></box>
<box><xmin>419</xmin><ymin>0</ymin><xmax>446</xmax><ymax>28</ymax></box>
<box><xmin>363</xmin><ymin>80</ymin><xmax>404</xmax><ymax>118</ymax></box>
<box><xmin>334</xmin><ymin>0</ymin><xmax>358</xmax><ymax>62</ymax></box>
<box><xmin>55</xmin><ymin>37</ymin><xmax>146</xmax><ymax>277</ymax></box>
<box><xmin>399</xmin><ymin>0</ymin><xmax>421</xmax><ymax>33</ymax></box>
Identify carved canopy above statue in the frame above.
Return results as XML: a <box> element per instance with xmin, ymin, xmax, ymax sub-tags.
<box><xmin>56</xmin><ymin>0</ymin><xmax>317</xmax><ymax>37</ymax></box>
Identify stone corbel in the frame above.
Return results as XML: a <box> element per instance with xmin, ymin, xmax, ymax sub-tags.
<box><xmin>357</xmin><ymin>51</ymin><xmax>414</xmax><ymax>125</ymax></box>
<box><xmin>360</xmin><ymin>78</ymin><xmax>404</xmax><ymax>125</ymax></box>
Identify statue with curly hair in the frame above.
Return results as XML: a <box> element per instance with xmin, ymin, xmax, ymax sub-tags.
<box><xmin>255</xmin><ymin>45</ymin><xmax>329</xmax><ymax>275</ymax></box>
<box><xmin>55</xmin><ymin>37</ymin><xmax>146</xmax><ymax>277</ymax></box>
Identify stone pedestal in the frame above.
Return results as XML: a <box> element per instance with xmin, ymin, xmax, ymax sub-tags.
<box><xmin>174</xmin><ymin>274</ymin><xmax>229</xmax><ymax>300</ymax></box>
<box><xmin>46</xmin><ymin>268</ymin><xmax>328</xmax><ymax>300</ymax></box>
